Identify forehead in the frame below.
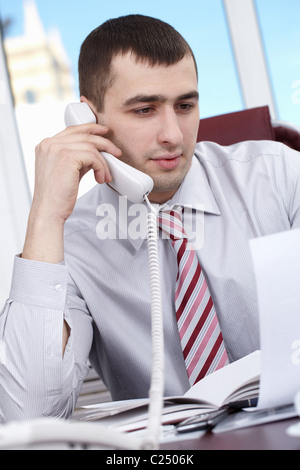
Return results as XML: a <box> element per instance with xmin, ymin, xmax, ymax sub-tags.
<box><xmin>106</xmin><ymin>52</ymin><xmax>198</xmax><ymax>104</ymax></box>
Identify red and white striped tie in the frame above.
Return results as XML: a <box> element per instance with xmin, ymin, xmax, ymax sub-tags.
<box><xmin>159</xmin><ymin>207</ymin><xmax>228</xmax><ymax>385</ymax></box>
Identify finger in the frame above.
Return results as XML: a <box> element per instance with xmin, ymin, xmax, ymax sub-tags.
<box><xmin>79</xmin><ymin>133</ymin><xmax>122</xmax><ymax>158</ymax></box>
<box><xmin>56</xmin><ymin>126</ymin><xmax>123</xmax><ymax>158</ymax></box>
<box><xmin>63</xmin><ymin>136</ymin><xmax>121</xmax><ymax>181</ymax></box>
<box><xmin>94</xmin><ymin>150</ymin><xmax>113</xmax><ymax>183</ymax></box>
<box><xmin>62</xmin><ymin>141</ymin><xmax>113</xmax><ymax>184</ymax></box>
<box><xmin>58</xmin><ymin>122</ymin><xmax>109</xmax><ymax>137</ymax></box>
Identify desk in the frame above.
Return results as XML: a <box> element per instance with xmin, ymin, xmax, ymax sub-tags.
<box><xmin>160</xmin><ymin>417</ymin><xmax>300</xmax><ymax>450</ymax></box>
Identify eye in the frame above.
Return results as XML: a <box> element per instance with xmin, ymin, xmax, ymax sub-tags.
<box><xmin>176</xmin><ymin>103</ymin><xmax>194</xmax><ymax>112</ymax></box>
<box><xmin>133</xmin><ymin>107</ymin><xmax>154</xmax><ymax>116</ymax></box>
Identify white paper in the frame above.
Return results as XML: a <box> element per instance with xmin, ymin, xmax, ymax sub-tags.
<box><xmin>250</xmin><ymin>229</ymin><xmax>300</xmax><ymax>409</ymax></box>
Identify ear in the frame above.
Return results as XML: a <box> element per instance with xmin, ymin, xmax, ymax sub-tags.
<box><xmin>80</xmin><ymin>96</ymin><xmax>98</xmax><ymax>120</ymax></box>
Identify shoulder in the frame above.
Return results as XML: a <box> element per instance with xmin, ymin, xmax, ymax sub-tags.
<box><xmin>194</xmin><ymin>140</ymin><xmax>285</xmax><ymax>167</ymax></box>
<box><xmin>194</xmin><ymin>141</ymin><xmax>300</xmax><ymax>209</ymax></box>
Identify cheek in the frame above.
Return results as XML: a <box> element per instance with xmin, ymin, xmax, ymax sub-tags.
<box><xmin>122</xmin><ymin>126</ymin><xmax>155</xmax><ymax>156</ymax></box>
<box><xmin>108</xmin><ymin>130</ymin><xmax>147</xmax><ymax>169</ymax></box>
<box><xmin>112</xmin><ymin>120</ymin><xmax>152</xmax><ymax>146</ymax></box>
<box><xmin>181</xmin><ymin>117</ymin><xmax>199</xmax><ymax>144</ymax></box>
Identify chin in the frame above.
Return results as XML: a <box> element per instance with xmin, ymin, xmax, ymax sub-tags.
<box><xmin>152</xmin><ymin>173</ymin><xmax>186</xmax><ymax>196</ymax></box>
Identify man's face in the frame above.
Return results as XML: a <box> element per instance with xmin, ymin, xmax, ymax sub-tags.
<box><xmin>96</xmin><ymin>52</ymin><xmax>199</xmax><ymax>203</ymax></box>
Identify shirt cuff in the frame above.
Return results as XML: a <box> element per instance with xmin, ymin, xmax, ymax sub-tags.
<box><xmin>9</xmin><ymin>256</ymin><xmax>69</xmax><ymax>310</ymax></box>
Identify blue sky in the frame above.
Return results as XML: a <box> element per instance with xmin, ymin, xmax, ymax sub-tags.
<box><xmin>0</xmin><ymin>0</ymin><xmax>299</xmax><ymax>124</ymax></box>
<box><xmin>255</xmin><ymin>0</ymin><xmax>300</xmax><ymax>125</ymax></box>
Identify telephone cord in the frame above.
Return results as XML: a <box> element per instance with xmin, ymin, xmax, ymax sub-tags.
<box><xmin>142</xmin><ymin>196</ymin><xmax>165</xmax><ymax>450</ymax></box>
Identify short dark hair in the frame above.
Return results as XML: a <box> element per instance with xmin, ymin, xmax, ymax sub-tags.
<box><xmin>79</xmin><ymin>14</ymin><xmax>198</xmax><ymax>111</ymax></box>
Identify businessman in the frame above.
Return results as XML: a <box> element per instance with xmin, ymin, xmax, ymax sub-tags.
<box><xmin>1</xmin><ymin>14</ymin><xmax>300</xmax><ymax>422</ymax></box>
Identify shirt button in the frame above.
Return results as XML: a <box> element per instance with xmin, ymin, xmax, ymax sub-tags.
<box><xmin>54</xmin><ymin>284</ymin><xmax>63</xmax><ymax>293</ymax></box>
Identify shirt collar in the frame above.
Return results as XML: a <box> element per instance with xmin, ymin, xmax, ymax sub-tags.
<box><xmin>97</xmin><ymin>153</ymin><xmax>221</xmax><ymax>250</ymax></box>
<box><xmin>165</xmin><ymin>154</ymin><xmax>221</xmax><ymax>215</ymax></box>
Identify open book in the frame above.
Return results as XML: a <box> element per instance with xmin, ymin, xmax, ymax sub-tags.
<box><xmin>76</xmin><ymin>350</ymin><xmax>260</xmax><ymax>432</ymax></box>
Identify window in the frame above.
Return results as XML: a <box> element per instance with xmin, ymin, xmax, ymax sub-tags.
<box><xmin>0</xmin><ymin>0</ymin><xmax>243</xmax><ymax>196</ymax></box>
<box><xmin>255</xmin><ymin>0</ymin><xmax>300</xmax><ymax>126</ymax></box>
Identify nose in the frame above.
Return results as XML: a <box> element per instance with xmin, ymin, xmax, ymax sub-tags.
<box><xmin>157</xmin><ymin>108</ymin><xmax>183</xmax><ymax>147</ymax></box>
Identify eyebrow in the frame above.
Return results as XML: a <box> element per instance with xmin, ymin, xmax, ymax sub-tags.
<box><xmin>122</xmin><ymin>91</ymin><xmax>199</xmax><ymax>107</ymax></box>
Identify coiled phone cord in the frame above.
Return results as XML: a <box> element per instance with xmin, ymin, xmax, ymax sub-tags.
<box><xmin>142</xmin><ymin>196</ymin><xmax>165</xmax><ymax>450</ymax></box>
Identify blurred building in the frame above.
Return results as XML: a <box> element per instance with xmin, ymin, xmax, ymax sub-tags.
<box><xmin>1</xmin><ymin>0</ymin><xmax>79</xmax><ymax>197</ymax></box>
<box><xmin>3</xmin><ymin>0</ymin><xmax>76</xmax><ymax>105</ymax></box>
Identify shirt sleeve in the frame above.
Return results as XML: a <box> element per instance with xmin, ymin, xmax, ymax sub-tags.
<box><xmin>0</xmin><ymin>255</ymin><xmax>93</xmax><ymax>423</ymax></box>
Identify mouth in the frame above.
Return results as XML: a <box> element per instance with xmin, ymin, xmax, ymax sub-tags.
<box><xmin>151</xmin><ymin>153</ymin><xmax>182</xmax><ymax>170</ymax></box>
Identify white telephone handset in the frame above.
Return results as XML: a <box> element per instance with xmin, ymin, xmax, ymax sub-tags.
<box><xmin>64</xmin><ymin>103</ymin><xmax>153</xmax><ymax>203</ymax></box>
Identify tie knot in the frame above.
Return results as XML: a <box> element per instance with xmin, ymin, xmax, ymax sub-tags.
<box><xmin>158</xmin><ymin>208</ymin><xmax>187</xmax><ymax>240</ymax></box>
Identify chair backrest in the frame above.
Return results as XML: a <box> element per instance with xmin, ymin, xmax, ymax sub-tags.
<box><xmin>197</xmin><ymin>106</ymin><xmax>300</xmax><ymax>152</ymax></box>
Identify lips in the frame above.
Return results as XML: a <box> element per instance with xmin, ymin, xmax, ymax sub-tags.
<box><xmin>151</xmin><ymin>153</ymin><xmax>182</xmax><ymax>170</ymax></box>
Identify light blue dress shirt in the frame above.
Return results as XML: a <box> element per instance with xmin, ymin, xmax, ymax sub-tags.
<box><xmin>1</xmin><ymin>140</ymin><xmax>300</xmax><ymax>422</ymax></box>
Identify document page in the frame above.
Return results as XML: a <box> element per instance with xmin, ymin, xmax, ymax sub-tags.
<box><xmin>250</xmin><ymin>229</ymin><xmax>300</xmax><ymax>409</ymax></box>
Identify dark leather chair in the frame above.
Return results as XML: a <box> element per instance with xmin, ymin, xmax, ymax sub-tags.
<box><xmin>197</xmin><ymin>106</ymin><xmax>300</xmax><ymax>152</ymax></box>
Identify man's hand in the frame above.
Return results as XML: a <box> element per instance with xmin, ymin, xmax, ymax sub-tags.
<box><xmin>22</xmin><ymin>123</ymin><xmax>122</xmax><ymax>264</ymax></box>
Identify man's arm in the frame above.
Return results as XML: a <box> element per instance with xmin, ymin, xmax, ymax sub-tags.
<box><xmin>22</xmin><ymin>122</ymin><xmax>121</xmax><ymax>265</ymax></box>
<box><xmin>0</xmin><ymin>123</ymin><xmax>121</xmax><ymax>421</ymax></box>
<box><xmin>0</xmin><ymin>256</ymin><xmax>94</xmax><ymax>422</ymax></box>
<box><xmin>21</xmin><ymin>123</ymin><xmax>121</xmax><ymax>351</ymax></box>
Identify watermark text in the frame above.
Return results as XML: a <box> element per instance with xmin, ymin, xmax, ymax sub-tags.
<box><xmin>96</xmin><ymin>197</ymin><xmax>205</xmax><ymax>250</ymax></box>
<box><xmin>291</xmin><ymin>339</ymin><xmax>300</xmax><ymax>365</ymax></box>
